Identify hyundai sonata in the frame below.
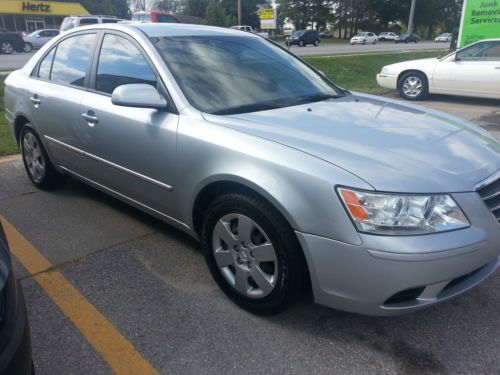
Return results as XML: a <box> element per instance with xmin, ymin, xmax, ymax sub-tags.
<box><xmin>4</xmin><ymin>24</ymin><xmax>500</xmax><ymax>315</ymax></box>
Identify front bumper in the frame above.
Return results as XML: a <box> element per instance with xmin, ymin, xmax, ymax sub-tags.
<box><xmin>297</xmin><ymin>192</ymin><xmax>500</xmax><ymax>316</ymax></box>
<box><xmin>376</xmin><ymin>73</ymin><xmax>398</xmax><ymax>89</ymax></box>
<box><xmin>0</xmin><ymin>277</ymin><xmax>33</xmax><ymax>375</ymax></box>
<box><xmin>350</xmin><ymin>39</ymin><xmax>364</xmax><ymax>44</ymax></box>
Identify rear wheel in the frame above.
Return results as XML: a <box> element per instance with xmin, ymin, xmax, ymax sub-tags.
<box><xmin>397</xmin><ymin>71</ymin><xmax>428</xmax><ymax>101</ymax></box>
<box><xmin>362</xmin><ymin>39</ymin><xmax>366</xmax><ymax>45</ymax></box>
<box><xmin>23</xmin><ymin>42</ymin><xmax>33</xmax><ymax>53</ymax></box>
<box><xmin>0</xmin><ymin>41</ymin><xmax>14</xmax><ymax>54</ymax></box>
<box><xmin>20</xmin><ymin>125</ymin><xmax>65</xmax><ymax>190</ymax></box>
<box><xmin>298</xmin><ymin>40</ymin><xmax>304</xmax><ymax>47</ymax></box>
<box><xmin>202</xmin><ymin>192</ymin><xmax>308</xmax><ymax>315</ymax></box>
<box><xmin>314</xmin><ymin>39</ymin><xmax>319</xmax><ymax>46</ymax></box>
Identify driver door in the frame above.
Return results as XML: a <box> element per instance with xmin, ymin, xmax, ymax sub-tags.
<box><xmin>79</xmin><ymin>32</ymin><xmax>179</xmax><ymax>216</ymax></box>
<box><xmin>433</xmin><ymin>41</ymin><xmax>500</xmax><ymax>98</ymax></box>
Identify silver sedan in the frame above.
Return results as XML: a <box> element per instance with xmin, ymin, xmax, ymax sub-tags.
<box><xmin>4</xmin><ymin>23</ymin><xmax>500</xmax><ymax>315</ymax></box>
<box><xmin>22</xmin><ymin>29</ymin><xmax>59</xmax><ymax>52</ymax></box>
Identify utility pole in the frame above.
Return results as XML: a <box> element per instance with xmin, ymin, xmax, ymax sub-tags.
<box><xmin>238</xmin><ymin>0</ymin><xmax>242</xmax><ymax>25</ymax></box>
<box><xmin>408</xmin><ymin>0</ymin><xmax>416</xmax><ymax>34</ymax></box>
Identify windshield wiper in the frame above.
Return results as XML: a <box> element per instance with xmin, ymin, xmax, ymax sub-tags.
<box><xmin>293</xmin><ymin>94</ymin><xmax>340</xmax><ymax>105</ymax></box>
<box><xmin>212</xmin><ymin>102</ymin><xmax>281</xmax><ymax>115</ymax></box>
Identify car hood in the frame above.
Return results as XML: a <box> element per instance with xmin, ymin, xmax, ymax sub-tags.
<box><xmin>385</xmin><ymin>57</ymin><xmax>438</xmax><ymax>72</ymax></box>
<box><xmin>203</xmin><ymin>93</ymin><xmax>500</xmax><ymax>193</ymax></box>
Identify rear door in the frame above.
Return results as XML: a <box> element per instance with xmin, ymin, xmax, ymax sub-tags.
<box><xmin>79</xmin><ymin>31</ymin><xmax>179</xmax><ymax>214</ymax></box>
<box><xmin>28</xmin><ymin>32</ymin><xmax>98</xmax><ymax>172</ymax></box>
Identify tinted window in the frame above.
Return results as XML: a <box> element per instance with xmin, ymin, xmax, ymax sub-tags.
<box><xmin>131</xmin><ymin>14</ymin><xmax>139</xmax><ymax>21</ymax></box>
<box><xmin>102</xmin><ymin>19</ymin><xmax>119</xmax><ymax>23</ymax></box>
<box><xmin>37</xmin><ymin>47</ymin><xmax>55</xmax><ymax>79</ymax></box>
<box><xmin>79</xmin><ymin>18</ymin><xmax>98</xmax><ymax>25</ymax></box>
<box><xmin>96</xmin><ymin>34</ymin><xmax>157</xmax><ymax>94</ymax></box>
<box><xmin>153</xmin><ymin>35</ymin><xmax>341</xmax><ymax>114</ymax></box>
<box><xmin>140</xmin><ymin>14</ymin><xmax>152</xmax><ymax>22</ymax></box>
<box><xmin>51</xmin><ymin>34</ymin><xmax>96</xmax><ymax>87</ymax></box>
<box><xmin>40</xmin><ymin>31</ymin><xmax>51</xmax><ymax>37</ymax></box>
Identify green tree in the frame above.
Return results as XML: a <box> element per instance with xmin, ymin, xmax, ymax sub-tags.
<box><xmin>205</xmin><ymin>3</ymin><xmax>236</xmax><ymax>26</ymax></box>
<box><xmin>154</xmin><ymin>0</ymin><xmax>184</xmax><ymax>13</ymax></box>
<box><xmin>182</xmin><ymin>0</ymin><xmax>209</xmax><ymax>18</ymax></box>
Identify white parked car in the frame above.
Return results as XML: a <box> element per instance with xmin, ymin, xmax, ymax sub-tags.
<box><xmin>376</xmin><ymin>38</ymin><xmax>500</xmax><ymax>100</ymax></box>
<box><xmin>350</xmin><ymin>32</ymin><xmax>378</xmax><ymax>45</ymax></box>
<box><xmin>378</xmin><ymin>32</ymin><xmax>398</xmax><ymax>41</ymax></box>
<box><xmin>230</xmin><ymin>25</ymin><xmax>268</xmax><ymax>38</ymax></box>
<box><xmin>23</xmin><ymin>29</ymin><xmax>59</xmax><ymax>52</ymax></box>
<box><xmin>435</xmin><ymin>33</ymin><xmax>452</xmax><ymax>43</ymax></box>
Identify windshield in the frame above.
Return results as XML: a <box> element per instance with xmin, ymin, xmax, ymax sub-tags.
<box><xmin>153</xmin><ymin>35</ymin><xmax>343</xmax><ymax>115</ymax></box>
<box><xmin>355</xmin><ymin>32</ymin><xmax>368</xmax><ymax>36</ymax></box>
<box><xmin>293</xmin><ymin>30</ymin><xmax>305</xmax><ymax>36</ymax></box>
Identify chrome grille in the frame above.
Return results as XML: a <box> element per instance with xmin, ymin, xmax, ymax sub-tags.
<box><xmin>476</xmin><ymin>172</ymin><xmax>500</xmax><ymax>225</ymax></box>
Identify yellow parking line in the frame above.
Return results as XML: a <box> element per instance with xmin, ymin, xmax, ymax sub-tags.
<box><xmin>0</xmin><ymin>154</ymin><xmax>21</xmax><ymax>164</ymax></box>
<box><xmin>0</xmin><ymin>215</ymin><xmax>160</xmax><ymax>375</ymax></box>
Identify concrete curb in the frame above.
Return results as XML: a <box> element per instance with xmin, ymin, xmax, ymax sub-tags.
<box><xmin>0</xmin><ymin>154</ymin><xmax>21</xmax><ymax>164</ymax></box>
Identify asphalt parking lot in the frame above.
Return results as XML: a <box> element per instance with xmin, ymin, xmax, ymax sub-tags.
<box><xmin>0</xmin><ymin>96</ymin><xmax>499</xmax><ymax>375</ymax></box>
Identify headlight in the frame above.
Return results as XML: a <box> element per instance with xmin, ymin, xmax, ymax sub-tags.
<box><xmin>381</xmin><ymin>67</ymin><xmax>392</xmax><ymax>74</ymax></box>
<box><xmin>338</xmin><ymin>188</ymin><xmax>469</xmax><ymax>235</ymax></box>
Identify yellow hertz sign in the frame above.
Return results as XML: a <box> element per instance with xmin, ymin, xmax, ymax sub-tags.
<box><xmin>260</xmin><ymin>9</ymin><xmax>275</xmax><ymax>20</ymax></box>
<box><xmin>0</xmin><ymin>0</ymin><xmax>89</xmax><ymax>16</ymax></box>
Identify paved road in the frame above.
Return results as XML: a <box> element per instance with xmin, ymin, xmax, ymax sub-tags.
<box><xmin>0</xmin><ymin>41</ymin><xmax>450</xmax><ymax>70</ymax></box>
<box><xmin>285</xmin><ymin>41</ymin><xmax>450</xmax><ymax>57</ymax></box>
<box><xmin>0</xmin><ymin>97</ymin><xmax>498</xmax><ymax>375</ymax></box>
<box><xmin>0</xmin><ymin>51</ymin><xmax>35</xmax><ymax>70</ymax></box>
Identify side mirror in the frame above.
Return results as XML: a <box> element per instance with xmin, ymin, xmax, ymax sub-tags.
<box><xmin>35</xmin><ymin>34</ymin><xmax>41</xmax><ymax>38</ymax></box>
<box><xmin>111</xmin><ymin>84</ymin><xmax>167</xmax><ymax>109</ymax></box>
<box><xmin>454</xmin><ymin>54</ymin><xmax>461</xmax><ymax>61</ymax></box>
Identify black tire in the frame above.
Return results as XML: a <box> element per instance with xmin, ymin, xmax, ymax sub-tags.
<box><xmin>314</xmin><ymin>39</ymin><xmax>319</xmax><ymax>46</ymax></box>
<box><xmin>298</xmin><ymin>40</ymin><xmax>304</xmax><ymax>47</ymax></box>
<box><xmin>397</xmin><ymin>71</ymin><xmax>428</xmax><ymax>101</ymax></box>
<box><xmin>0</xmin><ymin>40</ymin><xmax>14</xmax><ymax>54</ymax></box>
<box><xmin>20</xmin><ymin>125</ymin><xmax>65</xmax><ymax>190</ymax></box>
<box><xmin>201</xmin><ymin>191</ymin><xmax>308</xmax><ymax>315</ymax></box>
<box><xmin>373</xmin><ymin>39</ymin><xmax>377</xmax><ymax>44</ymax></box>
<box><xmin>23</xmin><ymin>42</ymin><xmax>33</xmax><ymax>53</ymax></box>
<box><xmin>362</xmin><ymin>39</ymin><xmax>366</xmax><ymax>45</ymax></box>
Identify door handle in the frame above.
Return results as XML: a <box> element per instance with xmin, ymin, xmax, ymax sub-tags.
<box><xmin>495</xmin><ymin>67</ymin><xmax>500</xmax><ymax>70</ymax></box>
<box><xmin>29</xmin><ymin>95</ymin><xmax>41</xmax><ymax>107</ymax></box>
<box><xmin>81</xmin><ymin>111</ymin><xmax>98</xmax><ymax>127</ymax></box>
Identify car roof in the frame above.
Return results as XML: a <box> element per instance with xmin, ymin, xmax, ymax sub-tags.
<box><xmin>87</xmin><ymin>22</ymin><xmax>259</xmax><ymax>38</ymax></box>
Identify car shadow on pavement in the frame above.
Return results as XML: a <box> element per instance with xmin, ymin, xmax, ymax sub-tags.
<box><xmin>54</xmin><ymin>177</ymin><xmax>499</xmax><ymax>375</ymax></box>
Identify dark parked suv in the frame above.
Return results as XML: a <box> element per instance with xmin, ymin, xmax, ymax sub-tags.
<box><xmin>286</xmin><ymin>30</ymin><xmax>320</xmax><ymax>47</ymax></box>
<box><xmin>0</xmin><ymin>28</ymin><xmax>25</xmax><ymax>54</ymax></box>
<box><xmin>0</xmin><ymin>222</ymin><xmax>33</xmax><ymax>375</ymax></box>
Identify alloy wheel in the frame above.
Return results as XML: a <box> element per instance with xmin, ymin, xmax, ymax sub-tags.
<box><xmin>212</xmin><ymin>213</ymin><xmax>278</xmax><ymax>298</ymax></box>
<box><xmin>22</xmin><ymin>132</ymin><xmax>46</xmax><ymax>183</ymax></box>
<box><xmin>1</xmin><ymin>41</ymin><xmax>13</xmax><ymax>54</ymax></box>
<box><xmin>402</xmin><ymin>76</ymin><xmax>423</xmax><ymax>98</ymax></box>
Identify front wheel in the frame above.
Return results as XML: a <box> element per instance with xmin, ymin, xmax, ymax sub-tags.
<box><xmin>314</xmin><ymin>39</ymin><xmax>319</xmax><ymax>46</ymax></box>
<box><xmin>202</xmin><ymin>192</ymin><xmax>308</xmax><ymax>315</ymax></box>
<box><xmin>397</xmin><ymin>71</ymin><xmax>428</xmax><ymax>101</ymax></box>
<box><xmin>20</xmin><ymin>125</ymin><xmax>65</xmax><ymax>189</ymax></box>
<box><xmin>298</xmin><ymin>40</ymin><xmax>304</xmax><ymax>47</ymax></box>
<box><xmin>362</xmin><ymin>39</ymin><xmax>366</xmax><ymax>45</ymax></box>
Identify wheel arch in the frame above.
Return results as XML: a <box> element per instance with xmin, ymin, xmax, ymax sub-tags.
<box><xmin>13</xmin><ymin>114</ymin><xmax>31</xmax><ymax>145</ymax></box>
<box><xmin>191</xmin><ymin>177</ymin><xmax>299</xmax><ymax>237</ymax></box>
<box><xmin>397</xmin><ymin>69</ymin><xmax>429</xmax><ymax>88</ymax></box>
